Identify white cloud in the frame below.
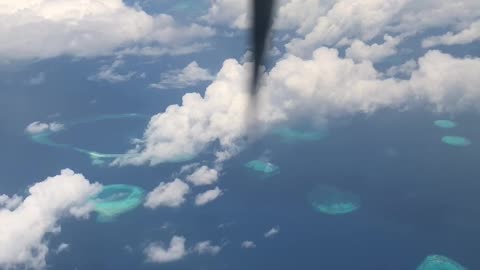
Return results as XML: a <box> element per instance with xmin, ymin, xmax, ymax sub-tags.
<box><xmin>0</xmin><ymin>194</ymin><xmax>23</xmax><ymax>210</ymax></box>
<box><xmin>145</xmin><ymin>236</ymin><xmax>187</xmax><ymax>264</ymax></box>
<box><xmin>0</xmin><ymin>1</ymin><xmax>214</xmax><ymax>60</ymax></box>
<box><xmin>25</xmin><ymin>121</ymin><xmax>64</xmax><ymax>135</ymax></box>
<box><xmin>54</xmin><ymin>243</ymin><xmax>69</xmax><ymax>254</ymax></box>
<box><xmin>422</xmin><ymin>20</ymin><xmax>480</xmax><ymax>48</ymax></box>
<box><xmin>27</xmin><ymin>72</ymin><xmax>46</xmax><ymax>85</ymax></box>
<box><xmin>144</xmin><ymin>179</ymin><xmax>190</xmax><ymax>208</ymax></box>
<box><xmin>286</xmin><ymin>0</ymin><xmax>480</xmax><ymax>56</ymax></box>
<box><xmin>202</xmin><ymin>0</ymin><xmax>479</xmax><ymax>58</ymax></box>
<box><xmin>0</xmin><ymin>169</ymin><xmax>101</xmax><ymax>269</ymax></box>
<box><xmin>346</xmin><ymin>35</ymin><xmax>402</xmax><ymax>63</ymax></box>
<box><xmin>114</xmin><ymin>48</ymin><xmax>480</xmax><ymax>166</ymax></box>
<box><xmin>241</xmin><ymin>241</ymin><xmax>256</xmax><ymax>249</ymax></box>
<box><xmin>88</xmin><ymin>59</ymin><xmax>136</xmax><ymax>83</ymax></box>
<box><xmin>264</xmin><ymin>226</ymin><xmax>280</xmax><ymax>238</ymax></box>
<box><xmin>150</xmin><ymin>61</ymin><xmax>214</xmax><ymax>89</ymax></box>
<box><xmin>195</xmin><ymin>187</ymin><xmax>223</xmax><ymax>206</ymax></box>
<box><xmin>193</xmin><ymin>241</ymin><xmax>222</xmax><ymax>255</ymax></box>
<box><xmin>186</xmin><ymin>166</ymin><xmax>219</xmax><ymax>186</ymax></box>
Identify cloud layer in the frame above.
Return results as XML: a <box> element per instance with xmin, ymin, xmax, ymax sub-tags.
<box><xmin>0</xmin><ymin>0</ymin><xmax>214</xmax><ymax>60</ymax></box>
<box><xmin>115</xmin><ymin>47</ymin><xmax>480</xmax><ymax>166</ymax></box>
<box><xmin>203</xmin><ymin>0</ymin><xmax>480</xmax><ymax>57</ymax></box>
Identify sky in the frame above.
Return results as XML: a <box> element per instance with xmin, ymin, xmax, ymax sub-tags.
<box><xmin>0</xmin><ymin>0</ymin><xmax>480</xmax><ymax>269</ymax></box>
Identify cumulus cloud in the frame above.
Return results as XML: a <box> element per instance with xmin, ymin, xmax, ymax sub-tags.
<box><xmin>193</xmin><ymin>241</ymin><xmax>222</xmax><ymax>255</ymax></box>
<box><xmin>0</xmin><ymin>169</ymin><xmax>101</xmax><ymax>269</ymax></box>
<box><xmin>145</xmin><ymin>236</ymin><xmax>187</xmax><ymax>264</ymax></box>
<box><xmin>112</xmin><ymin>58</ymin><xmax>251</xmax><ymax>166</ymax></box>
<box><xmin>0</xmin><ymin>1</ymin><xmax>214</xmax><ymax>60</ymax></box>
<box><xmin>25</xmin><ymin>121</ymin><xmax>64</xmax><ymax>135</ymax></box>
<box><xmin>346</xmin><ymin>35</ymin><xmax>402</xmax><ymax>63</ymax></box>
<box><xmin>195</xmin><ymin>187</ymin><xmax>223</xmax><ymax>206</ymax></box>
<box><xmin>150</xmin><ymin>61</ymin><xmax>214</xmax><ymax>89</ymax></box>
<box><xmin>264</xmin><ymin>226</ymin><xmax>280</xmax><ymax>238</ymax></box>
<box><xmin>144</xmin><ymin>179</ymin><xmax>190</xmax><ymax>208</ymax></box>
<box><xmin>422</xmin><ymin>20</ymin><xmax>480</xmax><ymax>48</ymax></box>
<box><xmin>186</xmin><ymin>166</ymin><xmax>219</xmax><ymax>186</ymax></box>
<box><xmin>88</xmin><ymin>59</ymin><xmax>137</xmax><ymax>83</ymax></box>
<box><xmin>241</xmin><ymin>241</ymin><xmax>256</xmax><ymax>249</ymax></box>
<box><xmin>408</xmin><ymin>51</ymin><xmax>480</xmax><ymax>112</ymax></box>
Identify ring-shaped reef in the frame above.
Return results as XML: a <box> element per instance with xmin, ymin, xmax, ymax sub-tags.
<box><xmin>307</xmin><ymin>184</ymin><xmax>360</xmax><ymax>215</ymax></box>
<box><xmin>28</xmin><ymin>114</ymin><xmax>148</xmax><ymax>166</ymax></box>
<box><xmin>272</xmin><ymin>127</ymin><xmax>328</xmax><ymax>143</ymax></box>
<box><xmin>245</xmin><ymin>159</ymin><xmax>280</xmax><ymax>179</ymax></box>
<box><xmin>417</xmin><ymin>255</ymin><xmax>467</xmax><ymax>270</ymax></box>
<box><xmin>90</xmin><ymin>184</ymin><xmax>145</xmax><ymax>222</ymax></box>
<box><xmin>441</xmin><ymin>136</ymin><xmax>472</xmax><ymax>147</ymax></box>
<box><xmin>434</xmin><ymin>120</ymin><xmax>457</xmax><ymax>129</ymax></box>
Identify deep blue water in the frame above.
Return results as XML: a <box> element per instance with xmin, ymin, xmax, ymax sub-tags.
<box><xmin>3</xmin><ymin>101</ymin><xmax>480</xmax><ymax>269</ymax></box>
<box><xmin>0</xmin><ymin>6</ymin><xmax>479</xmax><ymax>267</ymax></box>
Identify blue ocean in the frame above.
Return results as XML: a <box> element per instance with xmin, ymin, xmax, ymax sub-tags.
<box><xmin>1</xmin><ymin>1</ymin><xmax>479</xmax><ymax>269</ymax></box>
<box><xmin>2</xmin><ymin>75</ymin><xmax>479</xmax><ymax>269</ymax></box>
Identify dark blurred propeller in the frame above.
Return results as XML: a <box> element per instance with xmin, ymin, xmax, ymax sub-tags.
<box><xmin>250</xmin><ymin>0</ymin><xmax>275</xmax><ymax>97</ymax></box>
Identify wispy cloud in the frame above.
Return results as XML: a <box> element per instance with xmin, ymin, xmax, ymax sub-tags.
<box><xmin>88</xmin><ymin>59</ymin><xmax>138</xmax><ymax>83</ymax></box>
<box><xmin>264</xmin><ymin>226</ymin><xmax>280</xmax><ymax>238</ymax></box>
<box><xmin>54</xmin><ymin>243</ymin><xmax>69</xmax><ymax>254</ymax></box>
<box><xmin>422</xmin><ymin>20</ymin><xmax>480</xmax><ymax>48</ymax></box>
<box><xmin>25</xmin><ymin>121</ymin><xmax>64</xmax><ymax>135</ymax></box>
<box><xmin>241</xmin><ymin>241</ymin><xmax>256</xmax><ymax>249</ymax></box>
